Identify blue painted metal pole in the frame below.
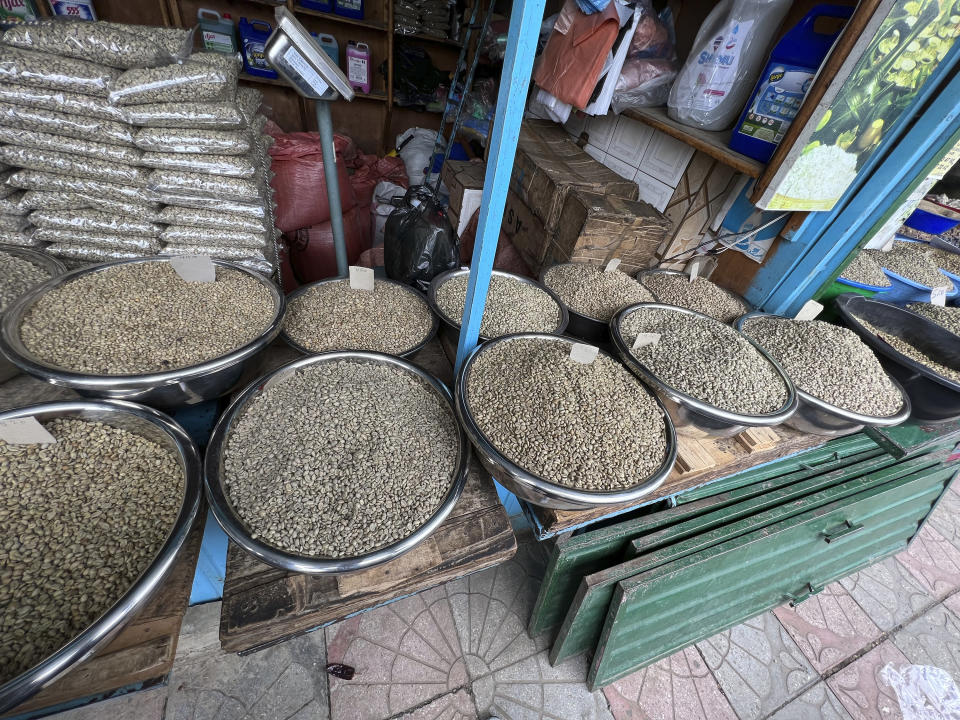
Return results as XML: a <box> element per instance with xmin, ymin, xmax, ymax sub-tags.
<box><xmin>316</xmin><ymin>100</ymin><xmax>349</xmax><ymax>277</ymax></box>
<box><xmin>453</xmin><ymin>0</ymin><xmax>547</xmax><ymax>376</ymax></box>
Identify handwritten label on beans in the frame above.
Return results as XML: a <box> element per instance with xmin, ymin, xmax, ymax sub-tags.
<box><xmin>0</xmin><ymin>417</ymin><xmax>56</xmax><ymax>445</ymax></box>
<box><xmin>349</xmin><ymin>266</ymin><xmax>374</xmax><ymax>291</ymax></box>
<box><xmin>569</xmin><ymin>343</ymin><xmax>598</xmax><ymax>364</ymax></box>
<box><xmin>170</xmin><ymin>255</ymin><xmax>215</xmax><ymax>283</ymax></box>
<box><xmin>932</xmin><ymin>286</ymin><xmax>950</xmax><ymax>307</ymax></box>
<box><xmin>632</xmin><ymin>332</ymin><xmax>661</xmax><ymax>349</ymax></box>
<box><xmin>604</xmin><ymin>258</ymin><xmax>621</xmax><ymax>273</ymax></box>
<box><xmin>794</xmin><ymin>300</ymin><xmax>823</xmax><ymax>322</ymax></box>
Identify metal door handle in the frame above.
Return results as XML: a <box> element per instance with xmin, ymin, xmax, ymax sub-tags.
<box><xmin>823</xmin><ymin>520</ymin><xmax>865</xmax><ymax>544</ymax></box>
<box><xmin>783</xmin><ymin>583</ymin><xmax>824</xmax><ymax>607</ymax></box>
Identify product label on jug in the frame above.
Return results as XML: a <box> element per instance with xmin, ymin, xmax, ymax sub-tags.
<box><xmin>245</xmin><ymin>40</ymin><xmax>270</xmax><ymax>70</ymax></box>
<box><xmin>49</xmin><ymin>0</ymin><xmax>95</xmax><ymax>19</ymax></box>
<box><xmin>691</xmin><ymin>19</ymin><xmax>753</xmax><ymax>112</ymax></box>
<box><xmin>203</xmin><ymin>30</ymin><xmax>234</xmax><ymax>53</ymax></box>
<box><xmin>339</xmin><ymin>0</ymin><xmax>362</xmax><ymax>10</ymax></box>
<box><xmin>348</xmin><ymin>56</ymin><xmax>367</xmax><ymax>85</ymax></box>
<box><xmin>736</xmin><ymin>63</ymin><xmax>814</xmax><ymax>143</ymax></box>
<box><xmin>0</xmin><ymin>0</ymin><xmax>38</xmax><ymax>22</ymax></box>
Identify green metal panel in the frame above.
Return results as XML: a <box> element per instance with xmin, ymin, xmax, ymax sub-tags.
<box><xmin>867</xmin><ymin>419</ymin><xmax>960</xmax><ymax>460</ymax></box>
<box><xmin>547</xmin><ymin>451</ymin><xmax>936</xmax><ymax>665</ymax></box>
<box><xmin>526</xmin><ymin>441</ymin><xmax>886</xmax><ymax>639</ymax></box>
<box><xmin>586</xmin><ymin>462</ymin><xmax>954</xmax><ymax>690</ymax></box>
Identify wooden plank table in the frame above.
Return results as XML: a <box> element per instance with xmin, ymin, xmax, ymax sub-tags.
<box><xmin>3</xmin><ymin>522</ymin><xmax>203</xmax><ymax>718</ymax></box>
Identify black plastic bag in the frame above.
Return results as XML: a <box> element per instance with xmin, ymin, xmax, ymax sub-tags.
<box><xmin>384</xmin><ymin>186</ymin><xmax>458</xmax><ymax>292</ymax></box>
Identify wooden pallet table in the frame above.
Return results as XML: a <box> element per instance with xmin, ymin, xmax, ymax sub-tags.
<box><xmin>218</xmin><ymin>458</ymin><xmax>516</xmax><ymax>654</ymax></box>
<box><xmin>2</xmin><ymin>523</ymin><xmax>203</xmax><ymax>718</ymax></box>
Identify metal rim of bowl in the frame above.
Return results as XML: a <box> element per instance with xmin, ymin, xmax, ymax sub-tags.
<box><xmin>0</xmin><ymin>257</ymin><xmax>286</xmax><ymax>392</ymax></box>
<box><xmin>836</xmin><ymin>293</ymin><xmax>960</xmax><ymax>393</ymax></box>
<box><xmin>0</xmin><ymin>244</ymin><xmax>68</xmax><ymax>280</ymax></box>
<box><xmin>610</xmin><ymin>303</ymin><xmax>800</xmax><ymax>428</ymax></box>
<box><xmin>734</xmin><ymin>311</ymin><xmax>912</xmax><ymax>428</ymax></box>
<box><xmin>636</xmin><ymin>268</ymin><xmax>752</xmax><ymax>321</ymax></box>
<box><xmin>454</xmin><ymin>332</ymin><xmax>679</xmax><ymax>507</ymax></box>
<box><xmin>279</xmin><ymin>276</ymin><xmax>439</xmax><ymax>358</ymax></box>
<box><xmin>204</xmin><ymin>350</ymin><xmax>471</xmax><ymax>574</ymax></box>
<box><xmin>0</xmin><ymin>399</ymin><xmax>202</xmax><ymax>715</ymax></box>
<box><xmin>539</xmin><ymin>262</ymin><xmax>644</xmax><ymax>326</ymax></box>
<box><xmin>427</xmin><ymin>268</ymin><xmax>570</xmax><ymax>343</ymax></box>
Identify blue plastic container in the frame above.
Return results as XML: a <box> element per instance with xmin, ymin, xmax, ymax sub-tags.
<box><xmin>904</xmin><ymin>207</ymin><xmax>960</xmax><ymax>235</ymax></box>
<box><xmin>877</xmin><ymin>268</ymin><xmax>958</xmax><ymax>306</ymax></box>
<box><xmin>730</xmin><ymin>4</ymin><xmax>852</xmax><ymax>163</ymax></box>
<box><xmin>238</xmin><ymin>18</ymin><xmax>278</xmax><ymax>79</ymax></box>
<box><xmin>300</xmin><ymin>0</ymin><xmax>333</xmax><ymax>13</ymax></box>
<box><xmin>334</xmin><ymin>0</ymin><xmax>364</xmax><ymax>20</ymax></box>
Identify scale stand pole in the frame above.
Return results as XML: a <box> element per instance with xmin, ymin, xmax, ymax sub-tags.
<box><xmin>316</xmin><ymin>99</ymin><xmax>348</xmax><ymax>277</ymax></box>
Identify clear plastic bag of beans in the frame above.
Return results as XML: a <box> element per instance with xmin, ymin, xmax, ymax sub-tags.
<box><xmin>0</xmin><ymin>214</ymin><xmax>30</xmax><ymax>232</ymax></box>
<box><xmin>132</xmin><ymin>127</ymin><xmax>252</xmax><ymax>156</ymax></box>
<box><xmin>147</xmin><ymin>169</ymin><xmax>262</xmax><ymax>202</ymax></box>
<box><xmin>0</xmin><ymin>191</ymin><xmax>29</xmax><ymax>215</ymax></box>
<box><xmin>1</xmin><ymin>19</ymin><xmax>191</xmax><ymax>69</ymax></box>
<box><xmin>157</xmin><ymin>194</ymin><xmax>268</xmax><ymax>218</ymax></box>
<box><xmin>0</xmin><ymin>102</ymin><xmax>134</xmax><ymax>145</ymax></box>
<box><xmin>156</xmin><ymin>205</ymin><xmax>265</xmax><ymax>232</ymax></box>
<box><xmin>7</xmin><ymin>170</ymin><xmax>153</xmax><ymax>206</ymax></box>
<box><xmin>0</xmin><ymin>146</ymin><xmax>149</xmax><ymax>186</ymax></box>
<box><xmin>21</xmin><ymin>190</ymin><xmax>88</xmax><ymax>211</ymax></box>
<box><xmin>32</xmin><ymin>228</ymin><xmax>160</xmax><ymax>252</ymax></box>
<box><xmin>29</xmin><ymin>209</ymin><xmax>161</xmax><ymax>237</ymax></box>
<box><xmin>235</xmin><ymin>86</ymin><xmax>263</xmax><ymax>123</ymax></box>
<box><xmin>0</xmin><ymin>169</ymin><xmax>16</xmax><ymax>199</ymax></box>
<box><xmin>140</xmin><ymin>151</ymin><xmax>256</xmax><ymax>178</ymax></box>
<box><xmin>46</xmin><ymin>243</ymin><xmax>146</xmax><ymax>262</ymax></box>
<box><xmin>160</xmin><ymin>226</ymin><xmax>267</xmax><ymax>248</ymax></box>
<box><xmin>0</xmin><ymin>127</ymin><xmax>142</xmax><ymax>165</ymax></box>
<box><xmin>161</xmin><ymin>243</ymin><xmax>269</xmax><ymax>262</ymax></box>
<box><xmin>0</xmin><ymin>47</ymin><xmax>119</xmax><ymax>97</ymax></box>
<box><xmin>108</xmin><ymin>60</ymin><xmax>238</xmax><ymax>105</ymax></box>
<box><xmin>124</xmin><ymin>101</ymin><xmax>246</xmax><ymax>130</ymax></box>
<box><xmin>0</xmin><ymin>83</ymin><xmax>127</xmax><ymax>122</ymax></box>
<box><xmin>100</xmin><ymin>22</ymin><xmax>194</xmax><ymax>58</ymax></box>
<box><xmin>75</xmin><ymin>194</ymin><xmax>162</xmax><ymax>220</ymax></box>
<box><xmin>0</xmin><ymin>228</ymin><xmax>40</xmax><ymax>247</ymax></box>
<box><xmin>189</xmin><ymin>51</ymin><xmax>244</xmax><ymax>71</ymax></box>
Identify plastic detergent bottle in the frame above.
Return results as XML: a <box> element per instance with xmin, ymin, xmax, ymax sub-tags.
<box><xmin>346</xmin><ymin>41</ymin><xmax>371</xmax><ymax>94</ymax></box>
<box><xmin>198</xmin><ymin>9</ymin><xmax>238</xmax><ymax>54</ymax></box>
<box><xmin>729</xmin><ymin>4</ymin><xmax>852</xmax><ymax>162</ymax></box>
<box><xmin>239</xmin><ymin>18</ymin><xmax>278</xmax><ymax>79</ymax></box>
<box><xmin>668</xmin><ymin>0</ymin><xmax>793</xmax><ymax>131</ymax></box>
<box><xmin>300</xmin><ymin>0</ymin><xmax>333</xmax><ymax>12</ymax></box>
<box><xmin>47</xmin><ymin>0</ymin><xmax>95</xmax><ymax>19</ymax></box>
<box><xmin>312</xmin><ymin>32</ymin><xmax>340</xmax><ymax>66</ymax></box>
<box><xmin>335</xmin><ymin>0</ymin><xmax>364</xmax><ymax>21</ymax></box>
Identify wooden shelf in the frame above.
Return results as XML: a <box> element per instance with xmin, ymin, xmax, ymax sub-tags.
<box><xmin>623</xmin><ymin>106</ymin><xmax>766</xmax><ymax>179</ymax></box>
<box><xmin>293</xmin><ymin>4</ymin><xmax>387</xmax><ymax>30</ymax></box>
<box><xmin>238</xmin><ymin>71</ymin><xmax>292</xmax><ymax>87</ymax></box>
<box><xmin>395</xmin><ymin>31</ymin><xmax>463</xmax><ymax>48</ymax></box>
<box><xmin>354</xmin><ymin>90</ymin><xmax>388</xmax><ymax>101</ymax></box>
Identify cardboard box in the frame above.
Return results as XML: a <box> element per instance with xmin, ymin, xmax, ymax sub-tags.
<box><xmin>511</xmin><ymin>120</ymin><xmax>638</xmax><ymax>232</ymax></box>
<box><xmin>501</xmin><ymin>191</ymin><xmax>550</xmax><ymax>272</ymax></box>
<box><xmin>442</xmin><ymin>160</ymin><xmax>486</xmax><ymax>215</ymax></box>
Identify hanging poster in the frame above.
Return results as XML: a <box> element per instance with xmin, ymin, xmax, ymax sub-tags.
<box><xmin>757</xmin><ymin>0</ymin><xmax>960</xmax><ymax>212</ymax></box>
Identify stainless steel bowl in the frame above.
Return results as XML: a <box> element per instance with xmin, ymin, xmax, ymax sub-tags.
<box><xmin>428</xmin><ymin>268</ymin><xmax>569</xmax><ymax>344</ymax></box>
<box><xmin>0</xmin><ymin>257</ymin><xmax>286</xmax><ymax>408</ymax></box>
<box><xmin>540</xmin><ymin>263</ymin><xmax>626</xmax><ymax>343</ymax></box>
<box><xmin>455</xmin><ymin>333</ymin><xmax>678</xmax><ymax>510</ymax></box>
<box><xmin>280</xmin><ymin>277</ymin><xmax>438</xmax><ymax>358</ymax></box>
<box><xmin>637</xmin><ymin>268</ymin><xmax>752</xmax><ymax>323</ymax></box>
<box><xmin>610</xmin><ymin>304</ymin><xmax>799</xmax><ymax>438</ymax></box>
<box><xmin>204</xmin><ymin>351</ymin><xmax>470</xmax><ymax>574</ymax></box>
<box><xmin>0</xmin><ymin>400</ymin><xmax>201</xmax><ymax>715</ymax></box>
<box><xmin>735</xmin><ymin>311</ymin><xmax>911</xmax><ymax>436</ymax></box>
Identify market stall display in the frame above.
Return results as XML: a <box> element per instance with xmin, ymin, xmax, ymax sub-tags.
<box><xmin>840</xmin><ymin>250</ymin><xmax>892</xmax><ymax>288</ymax></box>
<box><xmin>281</xmin><ymin>278</ymin><xmax>436</xmax><ymax>357</ymax></box>
<box><xmin>638</xmin><ymin>269</ymin><xmax>751</xmax><ymax>323</ymax></box>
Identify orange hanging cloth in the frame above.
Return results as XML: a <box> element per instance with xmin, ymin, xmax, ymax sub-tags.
<box><xmin>533</xmin><ymin>0</ymin><xmax>621</xmax><ymax>110</ymax></box>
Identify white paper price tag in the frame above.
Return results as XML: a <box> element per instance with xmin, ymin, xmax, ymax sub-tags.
<box><xmin>569</xmin><ymin>343</ymin><xmax>598</xmax><ymax>364</ymax></box>
<box><xmin>0</xmin><ymin>417</ymin><xmax>55</xmax><ymax>445</ymax></box>
<box><xmin>688</xmin><ymin>256</ymin><xmax>705</xmax><ymax>282</ymax></box>
<box><xmin>349</xmin><ymin>266</ymin><xmax>375</xmax><ymax>291</ymax></box>
<box><xmin>170</xmin><ymin>255</ymin><xmax>215</xmax><ymax>283</ymax></box>
<box><xmin>604</xmin><ymin>258</ymin><xmax>621</xmax><ymax>273</ymax></box>
<box><xmin>932</xmin><ymin>286</ymin><xmax>950</xmax><ymax>307</ymax></box>
<box><xmin>632</xmin><ymin>332</ymin><xmax>661</xmax><ymax>349</ymax></box>
<box><xmin>794</xmin><ymin>300</ymin><xmax>823</xmax><ymax>322</ymax></box>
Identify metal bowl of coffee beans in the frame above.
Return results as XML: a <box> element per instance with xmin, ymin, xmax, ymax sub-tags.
<box><xmin>638</xmin><ymin>269</ymin><xmax>751</xmax><ymax>324</ymax></box>
<box><xmin>541</xmin><ymin>262</ymin><xmax>655</xmax><ymax>343</ymax></box>
<box><xmin>281</xmin><ymin>277</ymin><xmax>438</xmax><ymax>357</ymax></box>
<box><xmin>456</xmin><ymin>333</ymin><xmax>677</xmax><ymax>510</ymax></box>
<box><xmin>0</xmin><ymin>400</ymin><xmax>201</xmax><ymax>714</ymax></box>
<box><xmin>0</xmin><ymin>257</ymin><xmax>285</xmax><ymax>408</ymax></box>
<box><xmin>610</xmin><ymin>304</ymin><xmax>798</xmax><ymax>438</ymax></box>
<box><xmin>0</xmin><ymin>245</ymin><xmax>66</xmax><ymax>383</ymax></box>
<box><xmin>205</xmin><ymin>351</ymin><xmax>470</xmax><ymax>573</ymax></box>
<box><xmin>428</xmin><ymin>268</ymin><xmax>568</xmax><ymax>343</ymax></box>
<box><xmin>836</xmin><ymin>293</ymin><xmax>960</xmax><ymax>423</ymax></box>
<box><xmin>736</xmin><ymin>312</ymin><xmax>910</xmax><ymax>436</ymax></box>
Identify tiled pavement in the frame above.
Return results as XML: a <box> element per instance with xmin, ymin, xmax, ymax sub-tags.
<box><xmin>38</xmin><ymin>479</ymin><xmax>960</xmax><ymax>720</ymax></box>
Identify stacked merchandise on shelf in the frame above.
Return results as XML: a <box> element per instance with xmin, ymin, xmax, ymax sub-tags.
<box><xmin>394</xmin><ymin>0</ymin><xmax>454</xmax><ymax>40</ymax></box>
<box><xmin>0</xmin><ymin>19</ymin><xmax>279</xmax><ymax>277</ymax></box>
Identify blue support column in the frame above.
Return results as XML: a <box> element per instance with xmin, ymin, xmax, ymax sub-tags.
<box><xmin>453</xmin><ymin>0</ymin><xmax>546</xmax><ymax>376</ymax></box>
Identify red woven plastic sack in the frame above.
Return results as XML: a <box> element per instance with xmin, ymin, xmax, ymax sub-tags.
<box><xmin>269</xmin><ymin>131</ymin><xmax>358</xmax><ymax>233</ymax></box>
<box><xmin>288</xmin><ymin>205</ymin><xmax>373</xmax><ymax>283</ymax></box>
<box><xmin>349</xmin><ymin>155</ymin><xmax>409</xmax><ymax>210</ymax></box>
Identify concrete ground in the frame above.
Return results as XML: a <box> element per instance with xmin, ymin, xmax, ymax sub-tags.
<box><xmin>34</xmin><ymin>476</ymin><xmax>960</xmax><ymax>720</ymax></box>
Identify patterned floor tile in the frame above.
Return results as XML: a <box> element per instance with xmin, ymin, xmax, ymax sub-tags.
<box><xmin>767</xmin><ymin>682</ymin><xmax>852</xmax><ymax>720</ymax></box>
<box><xmin>826</xmin><ymin>640</ymin><xmax>909</xmax><ymax>720</ymax></box>
<box><xmin>397</xmin><ymin>689</ymin><xmax>478</xmax><ymax>719</ymax></box>
<box><xmin>445</xmin><ymin>541</ymin><xmax>549</xmax><ymax>680</ymax></box>
<box><xmin>40</xmin><ymin>687</ymin><xmax>167</xmax><ymax>720</ymax></box>
<box><xmin>602</xmin><ymin>646</ymin><xmax>737</xmax><ymax>720</ymax></box>
<box><xmin>471</xmin><ymin>651</ymin><xmax>613</xmax><ymax>720</ymax></box>
<box><xmin>894</xmin><ymin>524</ymin><xmax>960</xmax><ymax>599</ymax></box>
<box><xmin>927</xmin><ymin>489</ymin><xmax>960</xmax><ymax>552</ymax></box>
<box><xmin>892</xmin><ymin>603</ymin><xmax>960</xmax><ymax>684</ymax></box>
<box><xmin>840</xmin><ymin>556</ymin><xmax>935</xmax><ymax>632</ymax></box>
<box><xmin>324</xmin><ymin>586</ymin><xmax>467</xmax><ymax>720</ymax></box>
<box><xmin>697</xmin><ymin>612</ymin><xmax>817</xmax><ymax>720</ymax></box>
<box><xmin>773</xmin><ymin>582</ymin><xmax>882</xmax><ymax>674</ymax></box>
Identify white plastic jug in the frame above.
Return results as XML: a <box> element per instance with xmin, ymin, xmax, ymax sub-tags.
<box><xmin>668</xmin><ymin>0</ymin><xmax>792</xmax><ymax>131</ymax></box>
